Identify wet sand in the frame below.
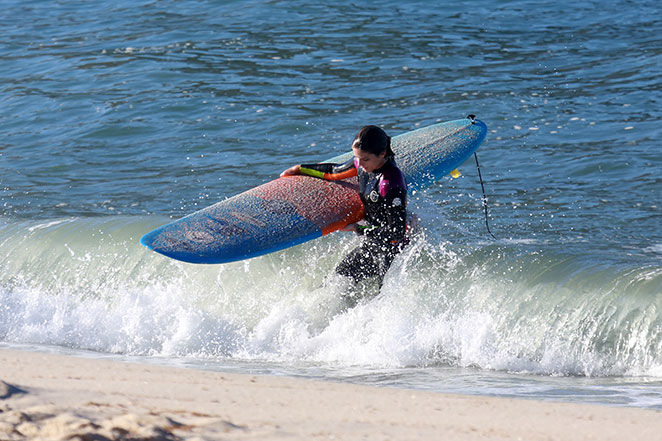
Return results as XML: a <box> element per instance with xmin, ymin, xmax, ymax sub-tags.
<box><xmin>1</xmin><ymin>348</ymin><xmax>660</xmax><ymax>440</ymax></box>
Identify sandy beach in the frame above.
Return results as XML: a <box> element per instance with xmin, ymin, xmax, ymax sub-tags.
<box><xmin>0</xmin><ymin>348</ymin><xmax>660</xmax><ymax>440</ymax></box>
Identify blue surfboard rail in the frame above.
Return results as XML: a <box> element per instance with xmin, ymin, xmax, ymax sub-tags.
<box><xmin>141</xmin><ymin>117</ymin><xmax>487</xmax><ymax>264</ymax></box>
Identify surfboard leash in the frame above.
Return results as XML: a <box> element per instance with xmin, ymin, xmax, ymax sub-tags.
<box><xmin>473</xmin><ymin>151</ymin><xmax>497</xmax><ymax>240</ymax></box>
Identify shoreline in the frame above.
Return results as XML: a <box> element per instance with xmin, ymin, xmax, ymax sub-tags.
<box><xmin>1</xmin><ymin>348</ymin><xmax>661</xmax><ymax>440</ymax></box>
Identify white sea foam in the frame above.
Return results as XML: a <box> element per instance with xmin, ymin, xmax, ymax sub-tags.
<box><xmin>1</xmin><ymin>216</ymin><xmax>661</xmax><ymax>380</ymax></box>
<box><xmin>643</xmin><ymin>244</ymin><xmax>662</xmax><ymax>254</ymax></box>
<box><xmin>27</xmin><ymin>218</ymin><xmax>76</xmax><ymax>232</ymax></box>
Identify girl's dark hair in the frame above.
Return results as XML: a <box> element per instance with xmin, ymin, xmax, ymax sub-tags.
<box><xmin>352</xmin><ymin>125</ymin><xmax>394</xmax><ymax>158</ymax></box>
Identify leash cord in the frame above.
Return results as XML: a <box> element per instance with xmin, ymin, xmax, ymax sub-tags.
<box><xmin>474</xmin><ymin>152</ymin><xmax>496</xmax><ymax>240</ymax></box>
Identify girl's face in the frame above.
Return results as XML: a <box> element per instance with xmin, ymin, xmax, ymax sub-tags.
<box><xmin>352</xmin><ymin>147</ymin><xmax>387</xmax><ymax>173</ymax></box>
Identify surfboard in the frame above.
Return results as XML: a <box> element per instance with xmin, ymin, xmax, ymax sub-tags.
<box><xmin>141</xmin><ymin>116</ymin><xmax>487</xmax><ymax>264</ymax></box>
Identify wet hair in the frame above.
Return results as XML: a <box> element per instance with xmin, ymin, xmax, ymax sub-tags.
<box><xmin>352</xmin><ymin>125</ymin><xmax>394</xmax><ymax>158</ymax></box>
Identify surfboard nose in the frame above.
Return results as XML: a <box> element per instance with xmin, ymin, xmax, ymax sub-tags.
<box><xmin>140</xmin><ymin>229</ymin><xmax>157</xmax><ymax>250</ymax></box>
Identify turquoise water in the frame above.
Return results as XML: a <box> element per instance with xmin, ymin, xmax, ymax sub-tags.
<box><xmin>1</xmin><ymin>0</ymin><xmax>661</xmax><ymax>408</ymax></box>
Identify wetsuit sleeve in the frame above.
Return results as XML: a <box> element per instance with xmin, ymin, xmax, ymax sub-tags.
<box><xmin>299</xmin><ymin>158</ymin><xmax>357</xmax><ymax>181</ymax></box>
<box><xmin>361</xmin><ymin>187</ymin><xmax>408</xmax><ymax>243</ymax></box>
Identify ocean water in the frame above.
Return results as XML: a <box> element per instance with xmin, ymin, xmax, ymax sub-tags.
<box><xmin>1</xmin><ymin>0</ymin><xmax>661</xmax><ymax>409</ymax></box>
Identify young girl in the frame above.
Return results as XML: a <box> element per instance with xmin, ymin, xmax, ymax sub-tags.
<box><xmin>281</xmin><ymin>125</ymin><xmax>408</xmax><ymax>287</ymax></box>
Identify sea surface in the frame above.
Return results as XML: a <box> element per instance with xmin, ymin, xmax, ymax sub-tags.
<box><xmin>1</xmin><ymin>0</ymin><xmax>661</xmax><ymax>409</ymax></box>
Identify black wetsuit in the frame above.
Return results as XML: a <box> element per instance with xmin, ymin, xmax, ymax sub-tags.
<box><xmin>300</xmin><ymin>157</ymin><xmax>408</xmax><ymax>284</ymax></box>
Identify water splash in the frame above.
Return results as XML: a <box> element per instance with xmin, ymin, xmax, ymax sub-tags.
<box><xmin>1</xmin><ymin>216</ymin><xmax>661</xmax><ymax>378</ymax></box>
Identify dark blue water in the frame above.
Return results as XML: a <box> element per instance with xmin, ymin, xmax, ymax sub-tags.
<box><xmin>1</xmin><ymin>0</ymin><xmax>661</xmax><ymax>408</ymax></box>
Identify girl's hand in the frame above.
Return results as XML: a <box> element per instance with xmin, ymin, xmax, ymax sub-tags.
<box><xmin>280</xmin><ymin>164</ymin><xmax>301</xmax><ymax>177</ymax></box>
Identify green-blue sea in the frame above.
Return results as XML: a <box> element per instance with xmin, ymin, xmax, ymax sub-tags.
<box><xmin>1</xmin><ymin>0</ymin><xmax>661</xmax><ymax>408</ymax></box>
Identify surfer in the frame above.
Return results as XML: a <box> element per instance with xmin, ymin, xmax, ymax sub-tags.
<box><xmin>281</xmin><ymin>125</ymin><xmax>408</xmax><ymax>289</ymax></box>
